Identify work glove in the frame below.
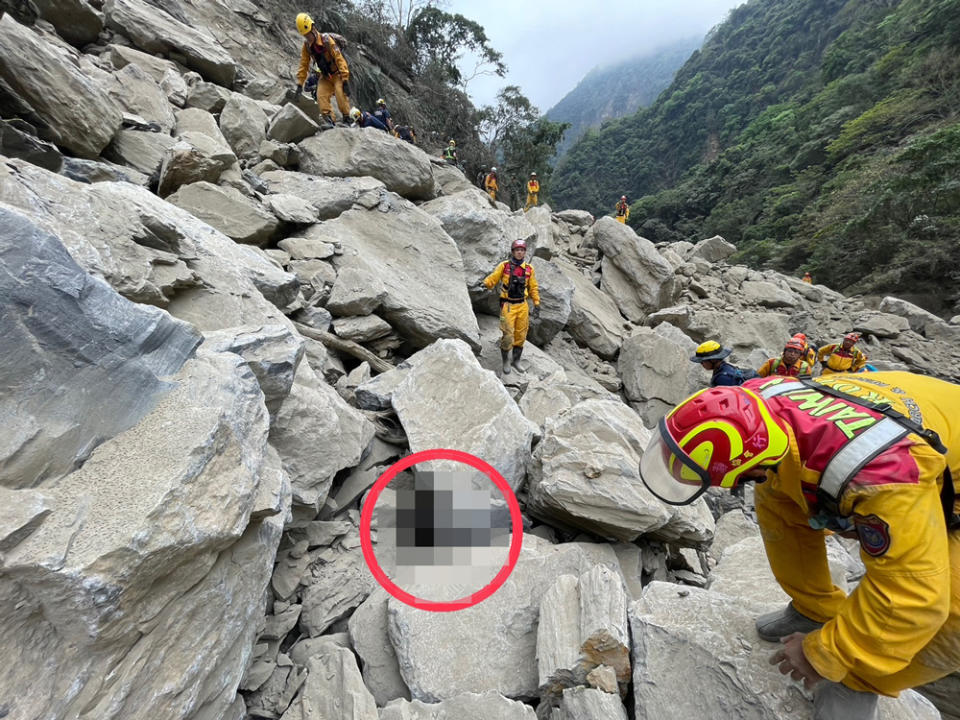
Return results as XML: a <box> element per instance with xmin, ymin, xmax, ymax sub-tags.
<box><xmin>475</xmin><ymin>280</ymin><xmax>487</xmax><ymax>292</ymax></box>
<box><xmin>533</xmin><ymin>305</ymin><xmax>541</xmax><ymax>320</ymax></box>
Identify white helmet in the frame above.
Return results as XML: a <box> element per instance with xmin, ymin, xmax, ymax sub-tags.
<box><xmin>491</xmin><ymin>167</ymin><xmax>497</xmax><ymax>173</ymax></box>
<box><xmin>349</xmin><ymin>107</ymin><xmax>361</xmax><ymax>120</ymax></box>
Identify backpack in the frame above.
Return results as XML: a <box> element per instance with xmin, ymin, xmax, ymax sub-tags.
<box><xmin>735</xmin><ymin>366</ymin><xmax>758</xmax><ymax>382</ymax></box>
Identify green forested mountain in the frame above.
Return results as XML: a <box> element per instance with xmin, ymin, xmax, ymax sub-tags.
<box><xmin>545</xmin><ymin>37</ymin><xmax>701</xmax><ymax>159</ymax></box>
<box><xmin>552</xmin><ymin>0</ymin><xmax>960</xmax><ymax>311</ymax></box>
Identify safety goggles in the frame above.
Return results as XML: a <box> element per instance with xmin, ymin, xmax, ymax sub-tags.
<box><xmin>639</xmin><ymin>418</ymin><xmax>712</xmax><ymax>506</ymax></box>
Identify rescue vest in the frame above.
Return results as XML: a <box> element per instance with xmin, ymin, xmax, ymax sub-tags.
<box><xmin>765</xmin><ymin>357</ymin><xmax>808</xmax><ymax>377</ymax></box>
<box><xmin>759</xmin><ymin>378</ymin><xmax>958</xmax><ymax>528</ymax></box>
<box><xmin>307</xmin><ymin>33</ymin><xmax>346</xmax><ymax>78</ymax></box>
<box><xmin>616</xmin><ymin>201</ymin><xmax>628</xmax><ymax>216</ymax></box>
<box><xmin>821</xmin><ymin>344</ymin><xmax>864</xmax><ymax>372</ymax></box>
<box><xmin>500</xmin><ymin>260</ymin><xmax>532</xmax><ymax>301</ymax></box>
<box><xmin>527</xmin><ymin>181</ymin><xmax>539</xmax><ymax>193</ymax></box>
<box><xmin>444</xmin><ymin>146</ymin><xmax>456</xmax><ymax>160</ymax></box>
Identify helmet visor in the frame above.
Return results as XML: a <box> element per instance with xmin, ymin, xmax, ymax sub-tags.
<box><xmin>639</xmin><ymin>419</ymin><xmax>711</xmax><ymax>505</ymax></box>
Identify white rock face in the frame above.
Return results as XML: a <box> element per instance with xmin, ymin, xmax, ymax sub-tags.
<box><xmin>298</xmin><ymin>127</ymin><xmax>436</xmax><ymax>200</ymax></box>
<box><xmin>389</xmin><ymin>537</ymin><xmax>608</xmax><ymax>702</ymax></box>
<box><xmin>381</xmin><ymin>691</ymin><xmax>537</xmax><ymax>720</ymax></box>
<box><xmin>323</xmin><ymin>200</ymin><xmax>481</xmax><ymax>350</ymax></box>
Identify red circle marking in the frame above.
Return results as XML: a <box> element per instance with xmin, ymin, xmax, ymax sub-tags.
<box><xmin>359</xmin><ymin>448</ymin><xmax>523</xmax><ymax>611</ymax></box>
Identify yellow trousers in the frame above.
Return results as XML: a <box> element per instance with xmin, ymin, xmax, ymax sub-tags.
<box><xmin>315</xmin><ymin>76</ymin><xmax>350</xmax><ymax>121</ymax></box>
<box><xmin>499</xmin><ymin>301</ymin><xmax>529</xmax><ymax>350</ymax></box>
<box><xmin>756</xmin><ymin>479</ymin><xmax>960</xmax><ymax>696</ymax></box>
<box><xmin>615</xmin><ymin>215</ymin><xmax>627</xmax><ymax>224</ymax></box>
<box><xmin>487</xmin><ymin>189</ymin><xmax>497</xmax><ymax>202</ymax></box>
<box><xmin>524</xmin><ymin>192</ymin><xmax>538</xmax><ymax>210</ymax></box>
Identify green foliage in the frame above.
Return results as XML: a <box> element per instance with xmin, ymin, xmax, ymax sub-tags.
<box><xmin>553</xmin><ymin>0</ymin><xmax>960</xmax><ymax>310</ymax></box>
<box><xmin>479</xmin><ymin>87</ymin><xmax>569</xmax><ymax>209</ymax></box>
<box><xmin>405</xmin><ymin>6</ymin><xmax>506</xmax><ymax>87</ymax></box>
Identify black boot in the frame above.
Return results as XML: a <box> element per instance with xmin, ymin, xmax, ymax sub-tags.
<box><xmin>501</xmin><ymin>349</ymin><xmax>511</xmax><ymax>375</ymax></box>
<box><xmin>511</xmin><ymin>346</ymin><xmax>524</xmax><ymax>372</ymax></box>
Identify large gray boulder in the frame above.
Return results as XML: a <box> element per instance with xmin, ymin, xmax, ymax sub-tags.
<box><xmin>590</xmin><ymin>217</ymin><xmax>677</xmax><ymax>320</ymax></box>
<box><xmin>262</xmin><ymin>169</ymin><xmax>386</xmax><ymax>219</ymax></box>
<box><xmin>298</xmin><ymin>127</ymin><xmax>436</xmax><ymax>200</ymax></box>
<box><xmin>1</xmin><ymin>343</ymin><xmax>288</xmax><ymax>720</ymax></box>
<box><xmin>618</xmin><ymin>323</ymin><xmax>701</xmax><ymax>427</ymax></box>
<box><xmin>219</xmin><ymin>93</ymin><xmax>268</xmax><ymax>160</ymax></box>
<box><xmin>688</xmin><ymin>234</ymin><xmax>737</xmax><ymax>263</ymax></box>
<box><xmin>108</xmin><ymin>43</ymin><xmax>181</xmax><ymax>83</ymax></box>
<box><xmin>323</xmin><ymin>199</ymin><xmax>480</xmax><ymax>350</ymax></box>
<box><xmin>0</xmin><ymin>14</ymin><xmax>123</xmax><ymax>158</ymax></box>
<box><xmin>0</xmin><ymin>118</ymin><xmax>63</xmax><ymax>171</ymax></box>
<box><xmin>389</xmin><ymin>537</ymin><xmax>610</xmax><ymax>701</ymax></box>
<box><xmin>166</xmin><ymin>181</ymin><xmax>280</xmax><ymax>245</ymax></box>
<box><xmin>278</xmin><ymin>643</ymin><xmax>378</xmax><ymax>720</ymax></box>
<box><xmin>269</xmin><ymin>361</ymin><xmax>375</xmax><ymax>507</ymax></box>
<box><xmin>104</xmin><ymin>0</ymin><xmax>237</xmax><ymax>87</ymax></box>
<box><xmin>389</xmin><ymin>339</ymin><xmax>538</xmax><ymax>491</ymax></box>
<box><xmin>528</xmin><ymin>398</ymin><xmax>670</xmax><ymax>541</ymax></box>
<box><xmin>33</xmin><ymin>0</ymin><xmax>104</xmax><ymax>46</ymax></box>
<box><xmin>879</xmin><ymin>296</ymin><xmax>957</xmax><ymax>340</ymax></box>
<box><xmin>349</xmin><ymin>588</ymin><xmax>411</xmax><ymax>707</ymax></box>
<box><xmin>0</xmin><ymin>159</ymin><xmax>292</xmax><ymax>329</ymax></box>
<box><xmin>632</xmin><ymin>582</ymin><xmax>939</xmax><ymax>720</ymax></box>
<box><xmin>381</xmin><ymin>692</ymin><xmax>537</xmax><ymax>720</ymax></box>
<box><xmin>103</xmin><ymin>128</ymin><xmax>178</xmax><ymax>176</ymax></box>
<box><xmin>267</xmin><ymin>103</ymin><xmax>320</xmax><ymax>144</ymax></box>
<box><xmin>0</xmin><ymin>203</ymin><xmax>201</xmax><ymax>488</ymax></box>
<box><xmin>110</xmin><ymin>63</ymin><xmax>178</xmax><ymax>134</ymax></box>
<box><xmin>555</xmin><ymin>259</ymin><xmax>629</xmax><ymax>359</ymax></box>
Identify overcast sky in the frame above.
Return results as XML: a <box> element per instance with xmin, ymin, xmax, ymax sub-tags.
<box><xmin>444</xmin><ymin>0</ymin><xmax>746</xmax><ymax>112</ymax></box>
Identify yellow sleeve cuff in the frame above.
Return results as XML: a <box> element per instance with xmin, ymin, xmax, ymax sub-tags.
<box><xmin>802</xmin><ymin>629</ymin><xmax>848</xmax><ymax>683</ymax></box>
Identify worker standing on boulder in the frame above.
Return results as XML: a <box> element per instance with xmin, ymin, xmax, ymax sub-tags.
<box><xmin>818</xmin><ymin>332</ymin><xmax>868</xmax><ymax>375</ymax></box>
<box><xmin>757</xmin><ymin>338</ymin><xmax>813</xmax><ymax>378</ymax></box>
<box><xmin>690</xmin><ymin>341</ymin><xmax>753</xmax><ymax>386</ymax></box>
<box><xmin>803</xmin><ymin>271</ymin><xmax>813</xmax><ymax>284</ymax></box>
<box><xmin>639</xmin><ymin>371</ymin><xmax>960</xmax><ymax>720</ymax></box>
<box><xmin>295</xmin><ymin>13</ymin><xmax>352</xmax><ymax>127</ymax></box>
<box><xmin>485</xmin><ymin>167</ymin><xmax>499</xmax><ymax>202</ymax></box>
<box><xmin>480</xmin><ymin>239</ymin><xmax>540</xmax><ymax>375</ymax></box>
<box><xmin>444</xmin><ymin>140</ymin><xmax>458</xmax><ymax>165</ymax></box>
<box><xmin>615</xmin><ymin>195</ymin><xmax>629</xmax><ymax>224</ymax></box>
<box><xmin>525</xmin><ymin>172</ymin><xmax>540</xmax><ymax>210</ymax></box>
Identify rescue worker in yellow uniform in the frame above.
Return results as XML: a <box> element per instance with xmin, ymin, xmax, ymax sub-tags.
<box><xmin>615</xmin><ymin>195</ymin><xmax>629</xmax><ymax>223</ymax></box>
<box><xmin>803</xmin><ymin>271</ymin><xmax>813</xmax><ymax>284</ymax></box>
<box><xmin>818</xmin><ymin>332</ymin><xmax>868</xmax><ymax>375</ymax></box>
<box><xmin>757</xmin><ymin>338</ymin><xmax>813</xmax><ymax>378</ymax></box>
<box><xmin>295</xmin><ymin>13</ymin><xmax>351</xmax><ymax>126</ymax></box>
<box><xmin>525</xmin><ymin>172</ymin><xmax>540</xmax><ymax>210</ymax></box>
<box><xmin>481</xmin><ymin>239</ymin><xmax>540</xmax><ymax>375</ymax></box>
<box><xmin>792</xmin><ymin>332</ymin><xmax>818</xmax><ymax>368</ymax></box>
<box><xmin>485</xmin><ymin>167</ymin><xmax>499</xmax><ymax>202</ymax></box>
<box><xmin>639</xmin><ymin>371</ymin><xmax>960</xmax><ymax>719</ymax></box>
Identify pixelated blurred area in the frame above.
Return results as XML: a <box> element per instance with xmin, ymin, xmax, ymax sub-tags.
<box><xmin>371</xmin><ymin>469</ymin><xmax>512</xmax><ymax>603</ymax></box>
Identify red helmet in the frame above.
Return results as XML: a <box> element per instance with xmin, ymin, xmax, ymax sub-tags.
<box><xmin>792</xmin><ymin>332</ymin><xmax>807</xmax><ymax>343</ymax></box>
<box><xmin>844</xmin><ymin>332</ymin><xmax>861</xmax><ymax>343</ymax></box>
<box><xmin>511</xmin><ymin>239</ymin><xmax>527</xmax><ymax>251</ymax></box>
<box><xmin>784</xmin><ymin>338</ymin><xmax>805</xmax><ymax>352</ymax></box>
<box><xmin>639</xmin><ymin>387</ymin><xmax>789</xmax><ymax>505</ymax></box>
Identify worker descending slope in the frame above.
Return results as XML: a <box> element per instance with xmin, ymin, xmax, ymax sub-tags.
<box><xmin>639</xmin><ymin>372</ymin><xmax>960</xmax><ymax>719</ymax></box>
<box><xmin>480</xmin><ymin>239</ymin><xmax>541</xmax><ymax>375</ymax></box>
<box><xmin>295</xmin><ymin>13</ymin><xmax>352</xmax><ymax>127</ymax></box>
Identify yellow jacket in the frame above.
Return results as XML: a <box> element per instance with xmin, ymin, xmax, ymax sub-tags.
<box><xmin>485</xmin><ymin>174</ymin><xmax>498</xmax><ymax>192</ymax></box>
<box><xmin>750</xmin><ymin>372</ymin><xmax>960</xmax><ymax>695</ymax></box>
<box><xmin>527</xmin><ymin>180</ymin><xmax>539</xmax><ymax>193</ymax></box>
<box><xmin>756</xmin><ymin>357</ymin><xmax>812</xmax><ymax>377</ymax></box>
<box><xmin>483</xmin><ymin>259</ymin><xmax>540</xmax><ymax>305</ymax></box>
<box><xmin>298</xmin><ymin>33</ymin><xmax>349</xmax><ymax>85</ymax></box>
<box><xmin>817</xmin><ymin>343</ymin><xmax>868</xmax><ymax>373</ymax></box>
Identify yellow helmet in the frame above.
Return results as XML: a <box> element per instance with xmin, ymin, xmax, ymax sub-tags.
<box><xmin>296</xmin><ymin>13</ymin><xmax>313</xmax><ymax>35</ymax></box>
<box><xmin>448</xmin><ymin>139</ymin><xmax>456</xmax><ymax>146</ymax></box>
<box><xmin>377</xmin><ymin>98</ymin><xmax>386</xmax><ymax>106</ymax></box>
<box><xmin>690</xmin><ymin>340</ymin><xmax>731</xmax><ymax>362</ymax></box>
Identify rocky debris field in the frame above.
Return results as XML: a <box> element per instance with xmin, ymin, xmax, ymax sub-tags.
<box><xmin>2</xmin><ymin>3</ymin><xmax>959</xmax><ymax>719</ymax></box>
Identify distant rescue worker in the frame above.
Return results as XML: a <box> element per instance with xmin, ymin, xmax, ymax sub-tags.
<box><xmin>295</xmin><ymin>13</ymin><xmax>351</xmax><ymax>126</ymax></box>
<box><xmin>481</xmin><ymin>239</ymin><xmax>541</xmax><ymax>375</ymax></box>
<box><xmin>525</xmin><ymin>172</ymin><xmax>540</xmax><ymax>210</ymax></box>
<box><xmin>690</xmin><ymin>341</ymin><xmax>752</xmax><ymax>386</ymax></box>
<box><xmin>791</xmin><ymin>332</ymin><xmax>818</xmax><ymax>368</ymax></box>
<box><xmin>349</xmin><ymin>107</ymin><xmax>389</xmax><ymax>132</ymax></box>
<box><xmin>615</xmin><ymin>195</ymin><xmax>630</xmax><ymax>223</ymax></box>
<box><xmin>802</xmin><ymin>271</ymin><xmax>813</xmax><ymax>284</ymax></box>
<box><xmin>443</xmin><ymin>140</ymin><xmax>458</xmax><ymax>165</ymax></box>
<box><xmin>757</xmin><ymin>338</ymin><xmax>813</xmax><ymax>378</ymax></box>
<box><xmin>818</xmin><ymin>332</ymin><xmax>868</xmax><ymax>375</ymax></box>
<box><xmin>639</xmin><ymin>371</ymin><xmax>960</xmax><ymax>719</ymax></box>
<box><xmin>394</xmin><ymin>125</ymin><xmax>417</xmax><ymax>144</ymax></box>
<box><xmin>373</xmin><ymin>98</ymin><xmax>395</xmax><ymax>132</ymax></box>
<box><xmin>485</xmin><ymin>167</ymin><xmax>499</xmax><ymax>202</ymax></box>
<box><xmin>476</xmin><ymin>166</ymin><xmax>487</xmax><ymax>189</ymax></box>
